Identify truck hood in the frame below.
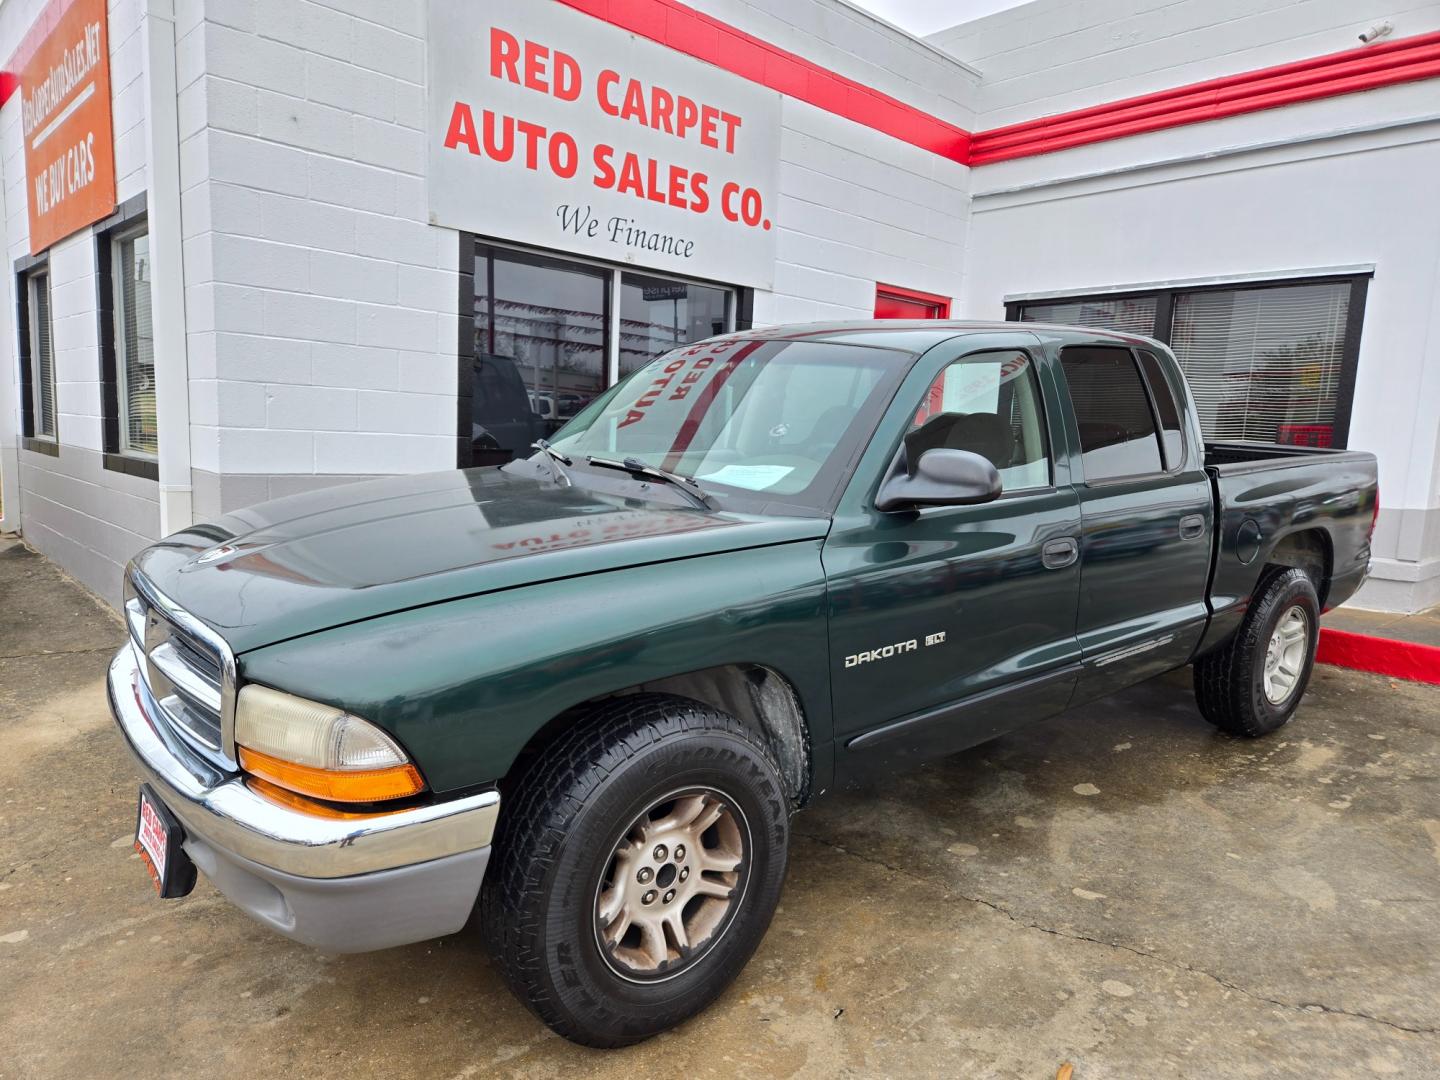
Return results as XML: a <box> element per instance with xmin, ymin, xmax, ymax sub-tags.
<box><xmin>132</xmin><ymin>469</ymin><xmax>828</xmax><ymax>653</ymax></box>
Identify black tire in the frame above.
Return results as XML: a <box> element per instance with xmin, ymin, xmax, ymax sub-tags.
<box><xmin>480</xmin><ymin>694</ymin><xmax>790</xmax><ymax>1047</ymax></box>
<box><xmin>1194</xmin><ymin>567</ymin><xmax>1320</xmax><ymax>737</ymax></box>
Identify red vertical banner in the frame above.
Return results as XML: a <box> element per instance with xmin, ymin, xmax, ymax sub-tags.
<box><xmin>16</xmin><ymin>0</ymin><xmax>116</xmax><ymax>254</ymax></box>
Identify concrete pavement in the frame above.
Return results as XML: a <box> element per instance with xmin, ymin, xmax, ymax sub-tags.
<box><xmin>1</xmin><ymin>535</ymin><xmax>1437</xmax><ymax>1078</ymax></box>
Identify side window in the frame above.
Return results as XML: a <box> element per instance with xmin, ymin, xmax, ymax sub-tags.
<box><xmin>26</xmin><ymin>269</ymin><xmax>56</xmax><ymax>440</ymax></box>
<box><xmin>907</xmin><ymin>350</ymin><xmax>1050</xmax><ymax>492</ymax></box>
<box><xmin>1061</xmin><ymin>346</ymin><xmax>1164</xmax><ymax>481</ymax></box>
<box><xmin>114</xmin><ymin>229</ymin><xmax>157</xmax><ymax>457</ymax></box>
<box><xmin>1137</xmin><ymin>350</ymin><xmax>1184</xmax><ymax>470</ymax></box>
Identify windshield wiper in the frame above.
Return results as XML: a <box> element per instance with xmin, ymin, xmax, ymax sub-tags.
<box><xmin>530</xmin><ymin>439</ymin><xmax>573</xmax><ymax>486</ymax></box>
<box><xmin>585</xmin><ymin>455</ymin><xmax>715</xmax><ymax>510</ymax></box>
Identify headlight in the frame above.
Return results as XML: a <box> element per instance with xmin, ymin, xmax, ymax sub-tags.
<box><xmin>235</xmin><ymin>684</ymin><xmax>425</xmax><ymax>803</ymax></box>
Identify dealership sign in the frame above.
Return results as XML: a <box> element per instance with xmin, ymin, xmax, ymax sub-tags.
<box><xmin>15</xmin><ymin>0</ymin><xmax>116</xmax><ymax>255</ymax></box>
<box><xmin>426</xmin><ymin>0</ymin><xmax>781</xmax><ymax>288</ymax></box>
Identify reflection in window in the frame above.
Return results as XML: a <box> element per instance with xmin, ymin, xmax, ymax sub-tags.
<box><xmin>473</xmin><ymin>247</ymin><xmax>608</xmax><ymax>463</ymax></box>
<box><xmin>907</xmin><ymin>350</ymin><xmax>1049</xmax><ymax>491</ymax></box>
<box><xmin>116</xmin><ymin>231</ymin><xmax>156</xmax><ymax>456</ymax></box>
<box><xmin>1019</xmin><ymin>295</ymin><xmax>1158</xmax><ymax>337</ymax></box>
<box><xmin>1062</xmin><ymin>346</ymin><xmax>1164</xmax><ymax>481</ymax></box>
<box><xmin>1171</xmin><ymin>282</ymin><xmax>1349</xmax><ymax>446</ymax></box>
<box><xmin>467</xmin><ymin>243</ymin><xmax>739</xmax><ymax>468</ymax></box>
<box><xmin>618</xmin><ymin>273</ymin><xmax>729</xmax><ymax>380</ymax></box>
<box><xmin>28</xmin><ymin>270</ymin><xmax>55</xmax><ymax>439</ymax></box>
<box><xmin>552</xmin><ymin>340</ymin><xmax>902</xmax><ymax>506</ymax></box>
<box><xmin>1016</xmin><ymin>278</ymin><xmax>1362</xmax><ymax>448</ymax></box>
<box><xmin>1137</xmin><ymin>349</ymin><xmax>1183</xmax><ymax>469</ymax></box>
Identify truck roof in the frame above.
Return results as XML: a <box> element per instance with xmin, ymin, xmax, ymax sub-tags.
<box><xmin>726</xmin><ymin>319</ymin><xmax>1161</xmax><ymax>352</ymax></box>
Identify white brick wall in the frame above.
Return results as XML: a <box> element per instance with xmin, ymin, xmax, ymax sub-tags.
<box><xmin>760</xmin><ymin>99</ymin><xmax>970</xmax><ymax>324</ymax></box>
<box><xmin>0</xmin><ymin>0</ymin><xmax>160</xmax><ymax>602</ymax></box>
<box><xmin>931</xmin><ymin>0</ymin><xmax>1440</xmax><ymax>129</ymax></box>
<box><xmin>189</xmin><ymin>0</ymin><xmax>975</xmax><ymax>480</ymax></box>
<box><xmin>185</xmin><ymin>0</ymin><xmax>456</xmax><ymax>479</ymax></box>
<box><xmin>0</xmin><ymin>0</ymin><xmax>1436</xmax><ymax>617</ymax></box>
<box><xmin>694</xmin><ymin>0</ymin><xmax>979</xmax><ymax>126</ymax></box>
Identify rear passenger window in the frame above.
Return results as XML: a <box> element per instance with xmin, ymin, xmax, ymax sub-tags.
<box><xmin>1061</xmin><ymin>346</ymin><xmax>1164</xmax><ymax>481</ymax></box>
<box><xmin>1137</xmin><ymin>350</ymin><xmax>1184</xmax><ymax>469</ymax></box>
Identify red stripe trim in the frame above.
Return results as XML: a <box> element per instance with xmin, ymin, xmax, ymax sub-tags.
<box><xmin>1316</xmin><ymin>627</ymin><xmax>1440</xmax><ymax>686</ymax></box>
<box><xmin>562</xmin><ymin>3</ymin><xmax>1440</xmax><ymax>167</ymax></box>
<box><xmin>5</xmin><ymin>0</ymin><xmax>1433</xmax><ymax>166</ymax></box>
<box><xmin>553</xmin><ymin>0</ymin><xmax>971</xmax><ymax>162</ymax></box>
<box><xmin>968</xmin><ymin>29</ymin><xmax>1440</xmax><ymax>164</ymax></box>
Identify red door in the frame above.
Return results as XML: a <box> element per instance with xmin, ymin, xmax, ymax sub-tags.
<box><xmin>874</xmin><ymin>284</ymin><xmax>951</xmax><ymax>319</ymax></box>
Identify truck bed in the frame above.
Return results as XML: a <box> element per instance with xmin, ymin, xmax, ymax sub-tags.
<box><xmin>1199</xmin><ymin>440</ymin><xmax>1378</xmax><ymax>655</ymax></box>
<box><xmin>1204</xmin><ymin>440</ymin><xmax>1374</xmax><ymax>474</ymax></box>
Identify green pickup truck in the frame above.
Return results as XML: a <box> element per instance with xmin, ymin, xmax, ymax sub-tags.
<box><xmin>110</xmin><ymin>321</ymin><xmax>1377</xmax><ymax>1046</ymax></box>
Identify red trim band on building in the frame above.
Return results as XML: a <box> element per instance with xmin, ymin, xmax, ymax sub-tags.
<box><xmin>554</xmin><ymin>0</ymin><xmax>972</xmax><ymax>161</ymax></box>
<box><xmin>968</xmin><ymin>28</ymin><xmax>1440</xmax><ymax>164</ymax></box>
<box><xmin>4</xmin><ymin>3</ymin><xmax>1437</xmax><ymax>170</ymax></box>
<box><xmin>1316</xmin><ymin>627</ymin><xmax>1440</xmax><ymax>686</ymax></box>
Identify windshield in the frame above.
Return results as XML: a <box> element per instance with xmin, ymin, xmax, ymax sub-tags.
<box><xmin>547</xmin><ymin>337</ymin><xmax>911</xmax><ymax>510</ymax></box>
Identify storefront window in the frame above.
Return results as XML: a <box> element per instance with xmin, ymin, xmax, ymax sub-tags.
<box><xmin>468</xmin><ymin>242</ymin><xmax>738</xmax><ymax>466</ymax></box>
<box><xmin>1011</xmin><ymin>274</ymin><xmax>1368</xmax><ymax>448</ymax></box>
<box><xmin>618</xmin><ymin>273</ymin><xmax>730</xmax><ymax>379</ymax></box>
<box><xmin>472</xmin><ymin>246</ymin><xmax>609</xmax><ymax>464</ymax></box>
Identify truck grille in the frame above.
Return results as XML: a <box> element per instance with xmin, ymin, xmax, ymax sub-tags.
<box><xmin>124</xmin><ymin>570</ymin><xmax>236</xmax><ymax>766</ymax></box>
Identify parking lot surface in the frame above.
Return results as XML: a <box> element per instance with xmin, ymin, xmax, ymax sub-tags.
<box><xmin>2</xmin><ymin>535</ymin><xmax>1437</xmax><ymax>1079</ymax></box>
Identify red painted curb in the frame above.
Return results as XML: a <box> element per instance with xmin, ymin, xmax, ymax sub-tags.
<box><xmin>1316</xmin><ymin>627</ymin><xmax>1440</xmax><ymax>686</ymax></box>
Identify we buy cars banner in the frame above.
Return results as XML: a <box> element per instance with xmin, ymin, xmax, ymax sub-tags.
<box><xmin>426</xmin><ymin>0</ymin><xmax>781</xmax><ymax>288</ymax></box>
<box><xmin>12</xmin><ymin>0</ymin><xmax>116</xmax><ymax>254</ymax></box>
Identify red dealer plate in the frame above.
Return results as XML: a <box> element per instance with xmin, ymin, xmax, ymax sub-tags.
<box><xmin>134</xmin><ymin>784</ymin><xmax>196</xmax><ymax>899</ymax></box>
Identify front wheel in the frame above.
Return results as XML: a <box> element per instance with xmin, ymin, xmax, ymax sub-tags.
<box><xmin>480</xmin><ymin>695</ymin><xmax>790</xmax><ymax>1047</ymax></box>
<box><xmin>1194</xmin><ymin>567</ymin><xmax>1320</xmax><ymax>737</ymax></box>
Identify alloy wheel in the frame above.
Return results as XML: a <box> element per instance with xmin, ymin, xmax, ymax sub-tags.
<box><xmin>593</xmin><ymin>788</ymin><xmax>749</xmax><ymax>982</ymax></box>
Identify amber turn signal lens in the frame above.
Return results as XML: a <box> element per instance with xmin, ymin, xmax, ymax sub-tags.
<box><xmin>245</xmin><ymin>776</ymin><xmax>410</xmax><ymax>819</ymax></box>
<box><xmin>239</xmin><ymin>746</ymin><xmax>425</xmax><ymax>804</ymax></box>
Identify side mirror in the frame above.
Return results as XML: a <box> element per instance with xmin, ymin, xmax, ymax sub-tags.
<box><xmin>875</xmin><ymin>448</ymin><xmax>1002</xmax><ymax>512</ymax></box>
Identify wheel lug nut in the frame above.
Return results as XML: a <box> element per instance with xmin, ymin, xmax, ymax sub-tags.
<box><xmin>679</xmin><ymin>867</ymin><xmax>689</xmax><ymax>881</ymax></box>
<box><xmin>637</xmin><ymin>867</ymin><xmax>654</xmax><ymax>884</ymax></box>
<box><xmin>641</xmin><ymin>890</ymin><xmax>657</xmax><ymax>905</ymax></box>
<box><xmin>674</xmin><ymin>845</ymin><xmax>686</xmax><ymax>860</ymax></box>
<box><xmin>663</xmin><ymin>889</ymin><xmax>676</xmax><ymax>904</ymax></box>
<box><xmin>653</xmin><ymin>844</ymin><xmax>668</xmax><ymax>861</ymax></box>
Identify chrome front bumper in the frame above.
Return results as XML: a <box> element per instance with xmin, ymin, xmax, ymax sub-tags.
<box><xmin>107</xmin><ymin>644</ymin><xmax>500</xmax><ymax>950</ymax></box>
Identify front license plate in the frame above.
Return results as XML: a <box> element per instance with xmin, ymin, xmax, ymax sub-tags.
<box><xmin>134</xmin><ymin>784</ymin><xmax>197</xmax><ymax>899</ymax></box>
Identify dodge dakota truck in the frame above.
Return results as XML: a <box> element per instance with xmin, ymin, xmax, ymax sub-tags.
<box><xmin>109</xmin><ymin>321</ymin><xmax>1377</xmax><ymax>1046</ymax></box>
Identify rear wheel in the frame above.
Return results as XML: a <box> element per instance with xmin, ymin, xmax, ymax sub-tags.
<box><xmin>481</xmin><ymin>694</ymin><xmax>790</xmax><ymax>1047</ymax></box>
<box><xmin>1194</xmin><ymin>567</ymin><xmax>1320</xmax><ymax>737</ymax></box>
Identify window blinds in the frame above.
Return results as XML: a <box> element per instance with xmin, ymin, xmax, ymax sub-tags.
<box><xmin>118</xmin><ymin>234</ymin><xmax>157</xmax><ymax>455</ymax></box>
<box><xmin>1170</xmin><ymin>281</ymin><xmax>1349</xmax><ymax>446</ymax></box>
<box><xmin>32</xmin><ymin>274</ymin><xmax>55</xmax><ymax>438</ymax></box>
<box><xmin>1018</xmin><ymin>295</ymin><xmax>1158</xmax><ymax>337</ymax></box>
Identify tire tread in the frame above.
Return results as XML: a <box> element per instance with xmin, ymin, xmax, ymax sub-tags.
<box><xmin>1194</xmin><ymin>566</ymin><xmax>1316</xmax><ymax>737</ymax></box>
<box><xmin>480</xmin><ymin>693</ymin><xmax>783</xmax><ymax>1047</ymax></box>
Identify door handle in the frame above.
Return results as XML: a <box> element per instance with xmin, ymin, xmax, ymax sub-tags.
<box><xmin>1179</xmin><ymin>514</ymin><xmax>1206</xmax><ymax>540</ymax></box>
<box><xmin>1041</xmin><ymin>536</ymin><xmax>1079</xmax><ymax>570</ymax></box>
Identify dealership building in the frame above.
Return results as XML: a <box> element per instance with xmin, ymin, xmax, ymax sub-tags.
<box><xmin>0</xmin><ymin>0</ymin><xmax>1438</xmax><ymax>611</ymax></box>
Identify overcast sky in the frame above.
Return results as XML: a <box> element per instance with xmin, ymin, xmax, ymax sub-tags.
<box><xmin>847</xmin><ymin>0</ymin><xmax>1029</xmax><ymax>38</ymax></box>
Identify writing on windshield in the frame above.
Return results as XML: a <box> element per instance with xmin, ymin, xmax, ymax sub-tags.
<box><xmin>550</xmin><ymin>336</ymin><xmax>908</xmax><ymax>507</ymax></box>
